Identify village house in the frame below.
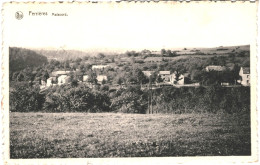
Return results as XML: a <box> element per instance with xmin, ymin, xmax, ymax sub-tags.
<box><xmin>205</xmin><ymin>65</ymin><xmax>227</xmax><ymax>72</ymax></box>
<box><xmin>58</xmin><ymin>75</ymin><xmax>71</xmax><ymax>85</ymax></box>
<box><xmin>159</xmin><ymin>71</ymin><xmax>171</xmax><ymax>82</ymax></box>
<box><xmin>97</xmin><ymin>75</ymin><xmax>108</xmax><ymax>84</ymax></box>
<box><xmin>51</xmin><ymin>70</ymin><xmax>72</xmax><ymax>77</ymax></box>
<box><xmin>142</xmin><ymin>71</ymin><xmax>155</xmax><ymax>77</ymax></box>
<box><xmin>239</xmin><ymin>67</ymin><xmax>250</xmax><ymax>86</ymax></box>
<box><xmin>46</xmin><ymin>77</ymin><xmax>57</xmax><ymax>87</ymax></box>
<box><xmin>92</xmin><ymin>65</ymin><xmax>109</xmax><ymax>70</ymax></box>
<box><xmin>40</xmin><ymin>80</ymin><xmax>47</xmax><ymax>89</ymax></box>
<box><xmin>82</xmin><ymin>75</ymin><xmax>89</xmax><ymax>82</ymax></box>
<box><xmin>169</xmin><ymin>73</ymin><xmax>185</xmax><ymax>85</ymax></box>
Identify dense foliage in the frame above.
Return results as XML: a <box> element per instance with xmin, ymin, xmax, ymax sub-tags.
<box><xmin>43</xmin><ymin>84</ymin><xmax>110</xmax><ymax>112</ymax></box>
<box><xmin>151</xmin><ymin>86</ymin><xmax>250</xmax><ymax>114</ymax></box>
<box><xmin>9</xmin><ymin>82</ymin><xmax>44</xmax><ymax>112</ymax></box>
<box><xmin>10</xmin><ymin>82</ymin><xmax>250</xmax><ymax>114</ymax></box>
<box><xmin>9</xmin><ymin>47</ymin><xmax>48</xmax><ymax>73</ymax></box>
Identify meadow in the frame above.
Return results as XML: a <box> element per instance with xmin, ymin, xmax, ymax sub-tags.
<box><xmin>10</xmin><ymin>112</ymin><xmax>251</xmax><ymax>158</ymax></box>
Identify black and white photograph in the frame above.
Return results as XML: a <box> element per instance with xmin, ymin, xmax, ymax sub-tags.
<box><xmin>2</xmin><ymin>1</ymin><xmax>258</xmax><ymax>164</ymax></box>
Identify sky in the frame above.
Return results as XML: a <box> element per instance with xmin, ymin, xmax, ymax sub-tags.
<box><xmin>3</xmin><ymin>2</ymin><xmax>258</xmax><ymax>52</ymax></box>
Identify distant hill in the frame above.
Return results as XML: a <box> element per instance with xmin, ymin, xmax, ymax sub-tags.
<box><xmin>175</xmin><ymin>45</ymin><xmax>250</xmax><ymax>55</ymax></box>
<box><xmin>32</xmin><ymin>49</ymin><xmax>92</xmax><ymax>61</ymax></box>
<box><xmin>28</xmin><ymin>45</ymin><xmax>250</xmax><ymax>61</ymax></box>
<box><xmin>9</xmin><ymin>47</ymin><xmax>48</xmax><ymax>72</ymax></box>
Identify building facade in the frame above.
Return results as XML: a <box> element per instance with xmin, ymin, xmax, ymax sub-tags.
<box><xmin>239</xmin><ymin>67</ymin><xmax>250</xmax><ymax>86</ymax></box>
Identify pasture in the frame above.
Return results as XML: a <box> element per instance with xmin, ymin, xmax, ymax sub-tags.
<box><xmin>10</xmin><ymin>112</ymin><xmax>251</xmax><ymax>158</ymax></box>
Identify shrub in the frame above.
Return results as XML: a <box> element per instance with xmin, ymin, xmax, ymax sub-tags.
<box><xmin>43</xmin><ymin>85</ymin><xmax>110</xmax><ymax>112</ymax></box>
<box><xmin>150</xmin><ymin>86</ymin><xmax>250</xmax><ymax>114</ymax></box>
<box><xmin>9</xmin><ymin>82</ymin><xmax>44</xmax><ymax>112</ymax></box>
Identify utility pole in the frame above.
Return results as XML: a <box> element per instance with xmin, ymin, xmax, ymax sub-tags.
<box><xmin>148</xmin><ymin>74</ymin><xmax>153</xmax><ymax>114</ymax></box>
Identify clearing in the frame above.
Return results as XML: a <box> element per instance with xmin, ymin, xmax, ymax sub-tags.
<box><xmin>10</xmin><ymin>112</ymin><xmax>251</xmax><ymax>158</ymax></box>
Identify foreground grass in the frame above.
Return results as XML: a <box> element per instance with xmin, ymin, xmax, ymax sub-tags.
<box><xmin>10</xmin><ymin>112</ymin><xmax>251</xmax><ymax>158</ymax></box>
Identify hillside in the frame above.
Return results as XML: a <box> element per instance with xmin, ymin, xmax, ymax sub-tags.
<box><xmin>9</xmin><ymin>47</ymin><xmax>48</xmax><ymax>73</ymax></box>
<box><xmin>30</xmin><ymin>45</ymin><xmax>250</xmax><ymax>61</ymax></box>
<box><xmin>174</xmin><ymin>45</ymin><xmax>250</xmax><ymax>55</ymax></box>
<box><xmin>33</xmin><ymin>49</ymin><xmax>92</xmax><ymax>61</ymax></box>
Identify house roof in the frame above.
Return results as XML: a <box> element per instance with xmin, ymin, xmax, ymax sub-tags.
<box><xmin>58</xmin><ymin>75</ymin><xmax>69</xmax><ymax>80</ymax></box>
<box><xmin>206</xmin><ymin>65</ymin><xmax>226</xmax><ymax>71</ymax></box>
<box><xmin>52</xmin><ymin>71</ymin><xmax>71</xmax><ymax>76</ymax></box>
<box><xmin>92</xmin><ymin>65</ymin><xmax>109</xmax><ymax>69</ymax></box>
<box><xmin>242</xmin><ymin>67</ymin><xmax>250</xmax><ymax>74</ymax></box>
<box><xmin>142</xmin><ymin>71</ymin><xmax>155</xmax><ymax>77</ymax></box>
<box><xmin>159</xmin><ymin>71</ymin><xmax>171</xmax><ymax>75</ymax></box>
<box><xmin>47</xmin><ymin>77</ymin><xmax>57</xmax><ymax>81</ymax></box>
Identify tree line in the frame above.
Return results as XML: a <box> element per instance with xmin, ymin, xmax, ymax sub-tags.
<box><xmin>10</xmin><ymin>82</ymin><xmax>250</xmax><ymax>114</ymax></box>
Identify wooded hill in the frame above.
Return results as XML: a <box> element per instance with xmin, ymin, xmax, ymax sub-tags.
<box><xmin>9</xmin><ymin>47</ymin><xmax>48</xmax><ymax>73</ymax></box>
<box><xmin>28</xmin><ymin>45</ymin><xmax>250</xmax><ymax>61</ymax></box>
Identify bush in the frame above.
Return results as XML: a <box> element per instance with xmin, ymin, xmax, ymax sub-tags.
<box><xmin>9</xmin><ymin>82</ymin><xmax>44</xmax><ymax>112</ymax></box>
<box><xmin>43</xmin><ymin>85</ymin><xmax>111</xmax><ymax>112</ymax></box>
<box><xmin>150</xmin><ymin>86</ymin><xmax>250</xmax><ymax>114</ymax></box>
<box><xmin>10</xmin><ymin>82</ymin><xmax>250</xmax><ymax>114</ymax></box>
<box><xmin>110</xmin><ymin>86</ymin><xmax>146</xmax><ymax>113</ymax></box>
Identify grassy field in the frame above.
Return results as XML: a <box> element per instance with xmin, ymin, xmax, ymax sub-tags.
<box><xmin>10</xmin><ymin>112</ymin><xmax>251</xmax><ymax>158</ymax></box>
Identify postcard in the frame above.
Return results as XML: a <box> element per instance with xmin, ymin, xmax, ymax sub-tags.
<box><xmin>1</xmin><ymin>1</ymin><xmax>258</xmax><ymax>164</ymax></box>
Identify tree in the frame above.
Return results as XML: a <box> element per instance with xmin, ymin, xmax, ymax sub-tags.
<box><xmin>75</xmin><ymin>57</ymin><xmax>82</xmax><ymax>63</ymax></box>
<box><xmin>156</xmin><ymin>75</ymin><xmax>163</xmax><ymax>85</ymax></box>
<box><xmin>102</xmin><ymin>79</ymin><xmax>106</xmax><ymax>85</ymax></box>
<box><xmin>161</xmin><ymin>49</ymin><xmax>166</xmax><ymax>56</ymax></box>
<box><xmin>133</xmin><ymin>68</ymin><xmax>146</xmax><ymax>86</ymax></box>
<box><xmin>110</xmin><ymin>87</ymin><xmax>146</xmax><ymax>113</ymax></box>
<box><xmin>166</xmin><ymin>50</ymin><xmax>172</xmax><ymax>57</ymax></box>
<box><xmin>71</xmin><ymin>79</ymin><xmax>78</xmax><ymax>87</ymax></box>
<box><xmin>150</xmin><ymin>71</ymin><xmax>158</xmax><ymax>84</ymax></box>
<box><xmin>12</xmin><ymin>72</ymin><xmax>20</xmax><ymax>81</ymax></box>
<box><xmin>83</xmin><ymin>56</ymin><xmax>89</xmax><ymax>61</ymax></box>
<box><xmin>174</xmin><ymin>70</ymin><xmax>183</xmax><ymax>84</ymax></box>
<box><xmin>41</xmin><ymin>71</ymin><xmax>49</xmax><ymax>82</ymax></box>
<box><xmin>10</xmin><ymin>82</ymin><xmax>43</xmax><ymax>112</ymax></box>
<box><xmin>64</xmin><ymin>60</ymin><xmax>70</xmax><ymax>71</ymax></box>
<box><xmin>97</xmin><ymin>53</ymin><xmax>105</xmax><ymax>59</ymax></box>
<box><xmin>17</xmin><ymin>73</ymin><xmax>25</xmax><ymax>82</ymax></box>
<box><xmin>87</xmin><ymin>71</ymin><xmax>97</xmax><ymax>85</ymax></box>
<box><xmin>114</xmin><ymin>76</ymin><xmax>124</xmax><ymax>87</ymax></box>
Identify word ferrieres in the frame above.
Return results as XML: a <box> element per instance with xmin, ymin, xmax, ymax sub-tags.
<box><xmin>29</xmin><ymin>11</ymin><xmax>68</xmax><ymax>16</ymax></box>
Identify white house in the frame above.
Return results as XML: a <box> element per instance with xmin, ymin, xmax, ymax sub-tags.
<box><xmin>97</xmin><ymin>75</ymin><xmax>107</xmax><ymax>84</ymax></box>
<box><xmin>83</xmin><ymin>75</ymin><xmax>89</xmax><ymax>82</ymax></box>
<box><xmin>52</xmin><ymin>70</ymin><xmax>72</xmax><ymax>77</ymax></box>
<box><xmin>205</xmin><ymin>65</ymin><xmax>226</xmax><ymax>72</ymax></box>
<box><xmin>170</xmin><ymin>73</ymin><xmax>185</xmax><ymax>85</ymax></box>
<box><xmin>41</xmin><ymin>80</ymin><xmax>46</xmax><ymax>87</ymax></box>
<box><xmin>142</xmin><ymin>71</ymin><xmax>155</xmax><ymax>77</ymax></box>
<box><xmin>239</xmin><ymin>67</ymin><xmax>250</xmax><ymax>86</ymax></box>
<box><xmin>92</xmin><ymin>65</ymin><xmax>109</xmax><ymax>70</ymax></box>
<box><xmin>58</xmin><ymin>75</ymin><xmax>70</xmax><ymax>85</ymax></box>
<box><xmin>46</xmin><ymin>77</ymin><xmax>57</xmax><ymax>87</ymax></box>
<box><xmin>159</xmin><ymin>71</ymin><xmax>171</xmax><ymax>82</ymax></box>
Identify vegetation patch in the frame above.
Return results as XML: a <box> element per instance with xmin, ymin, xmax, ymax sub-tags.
<box><xmin>10</xmin><ymin>112</ymin><xmax>250</xmax><ymax>158</ymax></box>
